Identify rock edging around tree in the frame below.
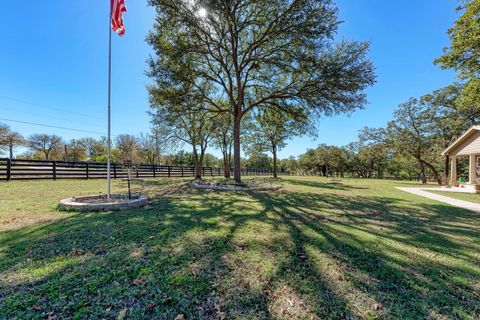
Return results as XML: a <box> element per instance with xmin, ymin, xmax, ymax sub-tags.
<box><xmin>191</xmin><ymin>179</ymin><xmax>282</xmax><ymax>191</ymax></box>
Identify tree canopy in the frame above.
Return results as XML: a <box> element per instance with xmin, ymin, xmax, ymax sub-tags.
<box><xmin>147</xmin><ymin>0</ymin><xmax>376</xmax><ymax>182</ymax></box>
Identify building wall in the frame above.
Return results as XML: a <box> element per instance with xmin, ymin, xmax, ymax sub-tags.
<box><xmin>450</xmin><ymin>130</ymin><xmax>480</xmax><ymax>156</ymax></box>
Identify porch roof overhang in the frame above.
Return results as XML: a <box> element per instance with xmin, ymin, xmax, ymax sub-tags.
<box><xmin>442</xmin><ymin>125</ymin><xmax>480</xmax><ymax>156</ymax></box>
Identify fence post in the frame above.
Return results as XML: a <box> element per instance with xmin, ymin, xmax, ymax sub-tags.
<box><xmin>153</xmin><ymin>164</ymin><xmax>156</xmax><ymax>178</ymax></box>
<box><xmin>181</xmin><ymin>166</ymin><xmax>184</xmax><ymax>177</ymax></box>
<box><xmin>52</xmin><ymin>161</ymin><xmax>57</xmax><ymax>180</ymax></box>
<box><xmin>168</xmin><ymin>166</ymin><xmax>171</xmax><ymax>178</ymax></box>
<box><xmin>6</xmin><ymin>158</ymin><xmax>11</xmax><ymax>181</ymax></box>
<box><xmin>86</xmin><ymin>163</ymin><xmax>90</xmax><ymax>179</ymax></box>
<box><xmin>113</xmin><ymin>163</ymin><xmax>117</xmax><ymax>179</ymax></box>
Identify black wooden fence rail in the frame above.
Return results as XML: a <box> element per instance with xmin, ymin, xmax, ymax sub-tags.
<box><xmin>0</xmin><ymin>158</ymin><xmax>277</xmax><ymax>181</ymax></box>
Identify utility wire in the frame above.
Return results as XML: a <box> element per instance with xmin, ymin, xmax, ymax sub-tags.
<box><xmin>0</xmin><ymin>117</ymin><xmax>106</xmax><ymax>135</ymax></box>
<box><xmin>0</xmin><ymin>105</ymin><xmax>105</xmax><ymax>127</ymax></box>
<box><xmin>0</xmin><ymin>95</ymin><xmax>105</xmax><ymax>121</ymax></box>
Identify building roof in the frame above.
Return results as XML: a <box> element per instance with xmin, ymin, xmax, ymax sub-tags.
<box><xmin>442</xmin><ymin>125</ymin><xmax>480</xmax><ymax>156</ymax></box>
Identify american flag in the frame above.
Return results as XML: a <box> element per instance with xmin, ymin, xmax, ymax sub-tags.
<box><xmin>111</xmin><ymin>0</ymin><xmax>127</xmax><ymax>36</ymax></box>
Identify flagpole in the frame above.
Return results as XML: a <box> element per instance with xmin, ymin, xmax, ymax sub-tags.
<box><xmin>107</xmin><ymin>2</ymin><xmax>112</xmax><ymax>199</ymax></box>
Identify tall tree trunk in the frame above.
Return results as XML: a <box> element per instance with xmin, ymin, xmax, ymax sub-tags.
<box><xmin>196</xmin><ymin>150</ymin><xmax>205</xmax><ymax>180</ymax></box>
<box><xmin>272</xmin><ymin>144</ymin><xmax>278</xmax><ymax>179</ymax></box>
<box><xmin>226</xmin><ymin>142</ymin><xmax>232</xmax><ymax>178</ymax></box>
<box><xmin>193</xmin><ymin>147</ymin><xmax>201</xmax><ymax>180</ymax></box>
<box><xmin>419</xmin><ymin>160</ymin><xmax>427</xmax><ymax>184</ymax></box>
<box><xmin>233</xmin><ymin>111</ymin><xmax>242</xmax><ymax>183</ymax></box>
<box><xmin>222</xmin><ymin>151</ymin><xmax>228</xmax><ymax>177</ymax></box>
<box><xmin>222</xmin><ymin>136</ymin><xmax>231</xmax><ymax>178</ymax></box>
<box><xmin>222</xmin><ymin>150</ymin><xmax>231</xmax><ymax>178</ymax></box>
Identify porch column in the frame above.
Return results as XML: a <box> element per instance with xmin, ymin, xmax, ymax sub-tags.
<box><xmin>451</xmin><ymin>156</ymin><xmax>457</xmax><ymax>183</ymax></box>
<box><xmin>469</xmin><ymin>154</ymin><xmax>477</xmax><ymax>184</ymax></box>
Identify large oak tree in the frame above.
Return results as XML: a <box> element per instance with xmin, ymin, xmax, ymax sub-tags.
<box><xmin>147</xmin><ymin>0</ymin><xmax>375</xmax><ymax>182</ymax></box>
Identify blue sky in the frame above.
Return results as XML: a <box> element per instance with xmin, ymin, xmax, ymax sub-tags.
<box><xmin>0</xmin><ymin>1</ymin><xmax>458</xmax><ymax>158</ymax></box>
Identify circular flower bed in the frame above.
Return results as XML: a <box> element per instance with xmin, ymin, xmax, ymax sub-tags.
<box><xmin>59</xmin><ymin>194</ymin><xmax>147</xmax><ymax>212</ymax></box>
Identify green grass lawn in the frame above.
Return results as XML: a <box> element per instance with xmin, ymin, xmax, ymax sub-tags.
<box><xmin>428</xmin><ymin>190</ymin><xmax>480</xmax><ymax>204</ymax></box>
<box><xmin>0</xmin><ymin>177</ymin><xmax>479</xmax><ymax>319</ymax></box>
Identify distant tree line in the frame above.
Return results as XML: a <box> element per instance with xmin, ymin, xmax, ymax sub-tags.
<box><xmin>294</xmin><ymin>74</ymin><xmax>479</xmax><ymax>182</ymax></box>
<box><xmin>0</xmin><ymin>123</ymin><xmax>297</xmax><ymax>173</ymax></box>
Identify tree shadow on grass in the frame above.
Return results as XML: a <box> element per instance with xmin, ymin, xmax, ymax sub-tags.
<box><xmin>250</xmin><ymin>188</ymin><xmax>480</xmax><ymax>319</ymax></box>
<box><xmin>0</xmin><ymin>187</ymin><xmax>241</xmax><ymax>318</ymax></box>
<box><xmin>0</xmin><ymin>180</ymin><xmax>479</xmax><ymax>319</ymax></box>
<box><xmin>282</xmin><ymin>177</ymin><xmax>369</xmax><ymax>191</ymax></box>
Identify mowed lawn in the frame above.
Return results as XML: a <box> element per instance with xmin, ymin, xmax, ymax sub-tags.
<box><xmin>0</xmin><ymin>177</ymin><xmax>479</xmax><ymax>319</ymax></box>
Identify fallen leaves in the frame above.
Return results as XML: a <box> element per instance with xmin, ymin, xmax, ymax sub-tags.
<box><xmin>214</xmin><ymin>302</ymin><xmax>226</xmax><ymax>320</ymax></box>
<box><xmin>296</xmin><ymin>253</ymin><xmax>308</xmax><ymax>260</ymax></box>
<box><xmin>147</xmin><ymin>303</ymin><xmax>155</xmax><ymax>310</ymax></box>
<box><xmin>175</xmin><ymin>314</ymin><xmax>186</xmax><ymax>320</ymax></box>
<box><xmin>31</xmin><ymin>304</ymin><xmax>41</xmax><ymax>311</ymax></box>
<box><xmin>117</xmin><ymin>308</ymin><xmax>128</xmax><ymax>320</ymax></box>
<box><xmin>372</xmin><ymin>302</ymin><xmax>384</xmax><ymax>311</ymax></box>
<box><xmin>73</xmin><ymin>249</ymin><xmax>85</xmax><ymax>256</ymax></box>
<box><xmin>132</xmin><ymin>276</ymin><xmax>147</xmax><ymax>286</ymax></box>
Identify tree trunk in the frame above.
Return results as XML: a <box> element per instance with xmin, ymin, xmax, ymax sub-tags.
<box><xmin>444</xmin><ymin>155</ymin><xmax>449</xmax><ymax>182</ymax></box>
<box><xmin>196</xmin><ymin>151</ymin><xmax>205</xmax><ymax>180</ymax></box>
<box><xmin>272</xmin><ymin>144</ymin><xmax>278</xmax><ymax>178</ymax></box>
<box><xmin>419</xmin><ymin>160</ymin><xmax>427</xmax><ymax>184</ymax></box>
<box><xmin>193</xmin><ymin>147</ymin><xmax>201</xmax><ymax>180</ymax></box>
<box><xmin>226</xmin><ymin>142</ymin><xmax>232</xmax><ymax>178</ymax></box>
<box><xmin>221</xmin><ymin>150</ymin><xmax>229</xmax><ymax>178</ymax></box>
<box><xmin>423</xmin><ymin>160</ymin><xmax>443</xmax><ymax>185</ymax></box>
<box><xmin>233</xmin><ymin>112</ymin><xmax>242</xmax><ymax>183</ymax></box>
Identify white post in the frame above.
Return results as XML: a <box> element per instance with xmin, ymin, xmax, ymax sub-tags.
<box><xmin>107</xmin><ymin>3</ymin><xmax>112</xmax><ymax>199</ymax></box>
<box><xmin>450</xmin><ymin>156</ymin><xmax>457</xmax><ymax>184</ymax></box>
<box><xmin>469</xmin><ymin>154</ymin><xmax>477</xmax><ymax>184</ymax></box>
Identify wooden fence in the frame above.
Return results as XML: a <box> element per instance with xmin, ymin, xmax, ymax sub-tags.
<box><xmin>0</xmin><ymin>158</ymin><xmax>277</xmax><ymax>181</ymax></box>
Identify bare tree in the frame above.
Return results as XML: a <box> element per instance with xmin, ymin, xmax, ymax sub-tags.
<box><xmin>65</xmin><ymin>139</ymin><xmax>86</xmax><ymax>162</ymax></box>
<box><xmin>115</xmin><ymin>134</ymin><xmax>140</xmax><ymax>163</ymax></box>
<box><xmin>0</xmin><ymin>123</ymin><xmax>25</xmax><ymax>159</ymax></box>
<box><xmin>78</xmin><ymin>137</ymin><xmax>107</xmax><ymax>161</ymax></box>
<box><xmin>151</xmin><ymin>106</ymin><xmax>216</xmax><ymax>180</ymax></box>
<box><xmin>27</xmin><ymin>134</ymin><xmax>63</xmax><ymax>160</ymax></box>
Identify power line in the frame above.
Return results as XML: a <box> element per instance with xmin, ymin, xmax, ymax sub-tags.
<box><xmin>0</xmin><ymin>105</ymin><xmax>105</xmax><ymax>127</ymax></box>
<box><xmin>0</xmin><ymin>117</ymin><xmax>106</xmax><ymax>135</ymax></box>
<box><xmin>0</xmin><ymin>95</ymin><xmax>105</xmax><ymax>121</ymax></box>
